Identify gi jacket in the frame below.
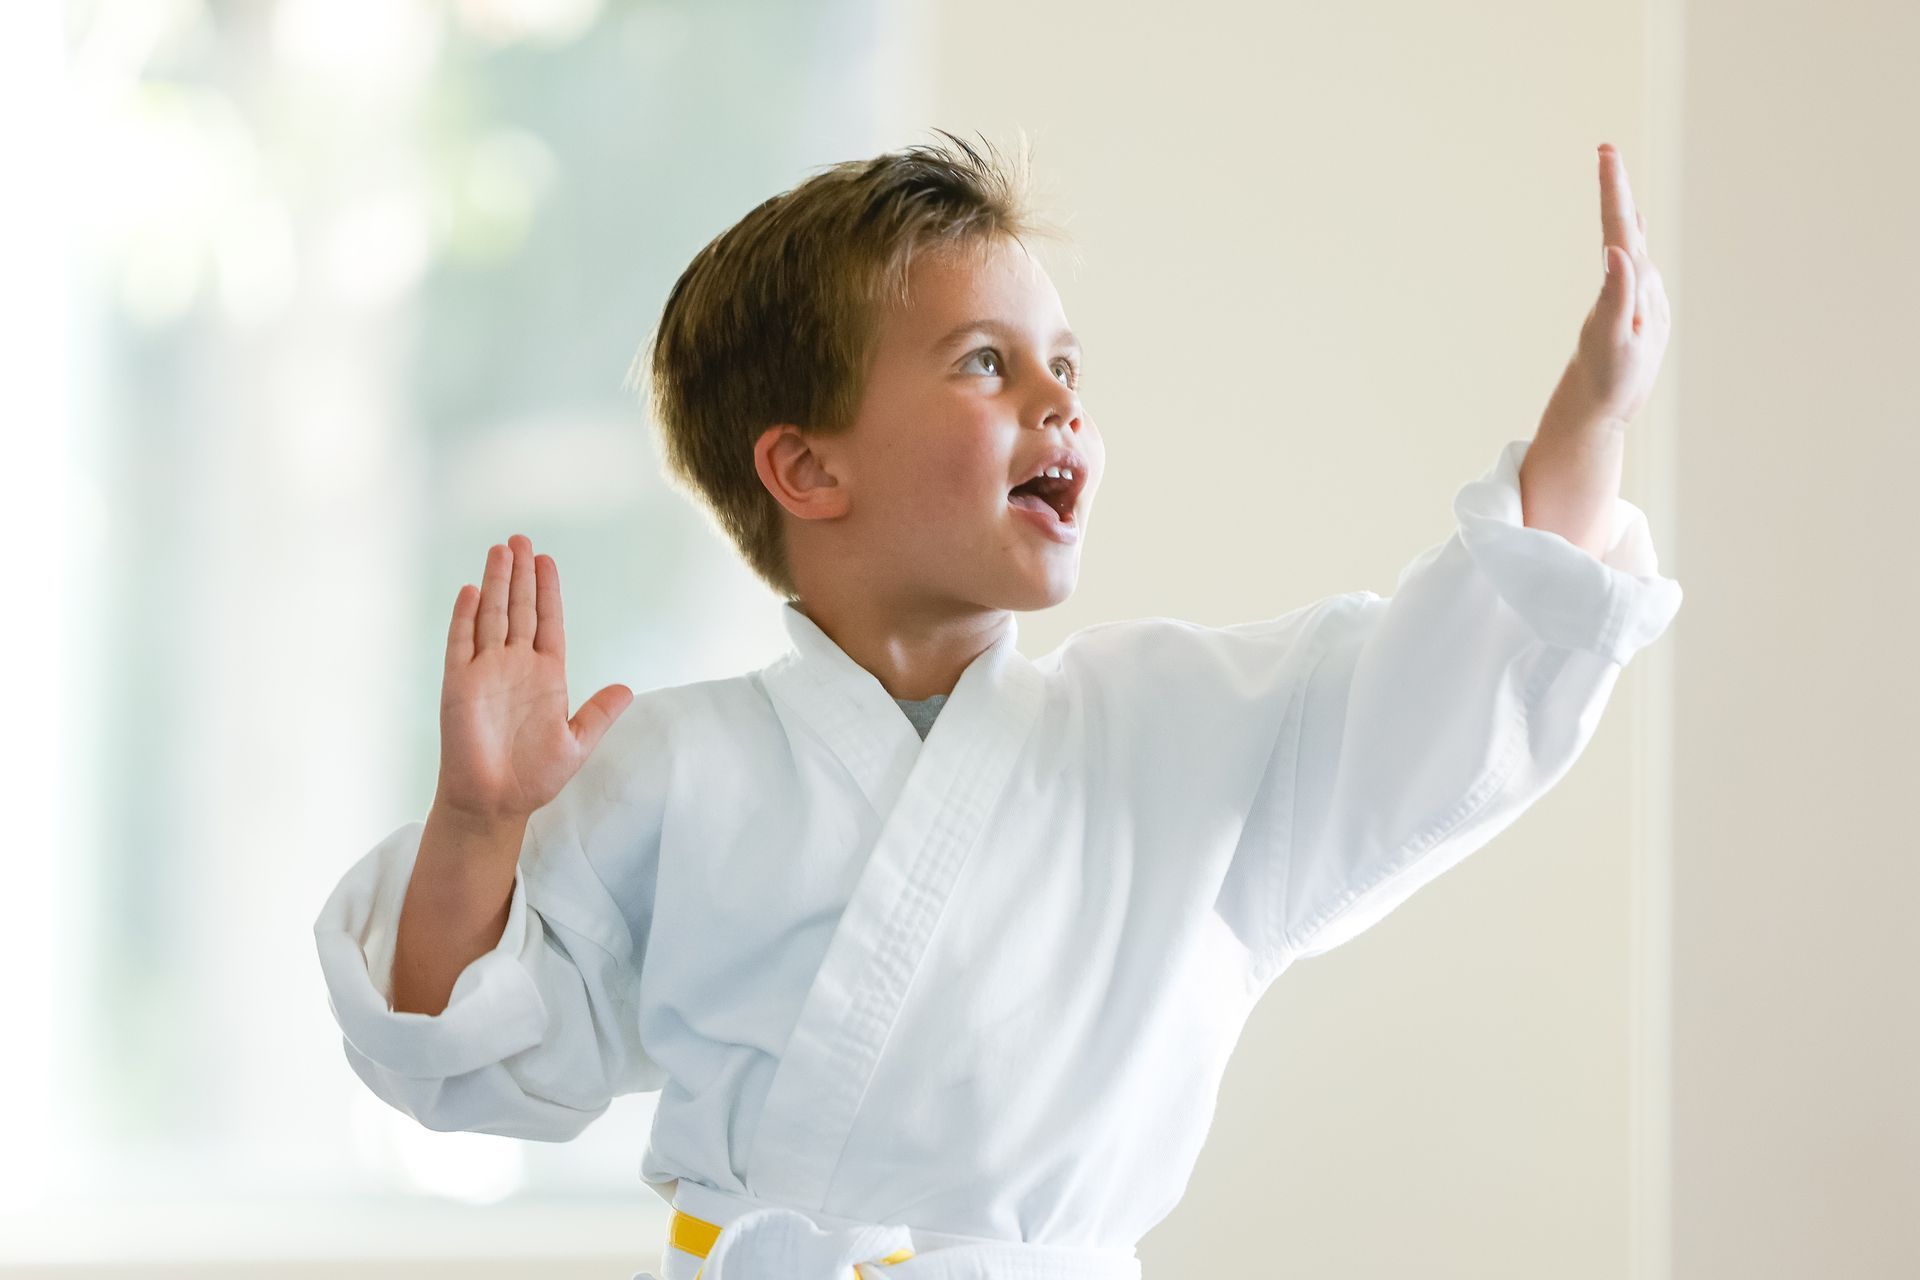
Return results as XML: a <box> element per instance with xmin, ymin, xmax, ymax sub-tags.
<box><xmin>314</xmin><ymin>438</ymin><xmax>1682</xmax><ymax>1270</ymax></box>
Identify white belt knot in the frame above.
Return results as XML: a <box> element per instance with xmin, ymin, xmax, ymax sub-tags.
<box><xmin>681</xmin><ymin>1205</ymin><xmax>916</xmax><ymax>1280</ymax></box>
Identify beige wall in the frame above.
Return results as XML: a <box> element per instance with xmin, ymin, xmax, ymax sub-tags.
<box><xmin>921</xmin><ymin>1</ymin><xmax>1915</xmax><ymax>1277</ymax></box>
<box><xmin>1671</xmin><ymin>2</ymin><xmax>1919</xmax><ymax>1277</ymax></box>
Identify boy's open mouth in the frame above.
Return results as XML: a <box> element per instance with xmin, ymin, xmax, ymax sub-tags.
<box><xmin>1008</xmin><ymin>476</ymin><xmax>1078</xmax><ymax>524</ymax></box>
<box><xmin>1007</xmin><ymin>451</ymin><xmax>1087</xmax><ymax>525</ymax></box>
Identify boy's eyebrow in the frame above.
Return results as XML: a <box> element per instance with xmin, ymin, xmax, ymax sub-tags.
<box><xmin>931</xmin><ymin>319</ymin><xmax>1081</xmax><ymax>357</ymax></box>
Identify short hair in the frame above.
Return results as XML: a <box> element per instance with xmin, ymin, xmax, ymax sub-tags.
<box><xmin>629</xmin><ymin>126</ymin><xmax>1074</xmax><ymax>601</ymax></box>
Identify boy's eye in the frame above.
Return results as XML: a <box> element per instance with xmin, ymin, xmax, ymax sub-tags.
<box><xmin>963</xmin><ymin>347</ymin><xmax>1081</xmax><ymax>388</ymax></box>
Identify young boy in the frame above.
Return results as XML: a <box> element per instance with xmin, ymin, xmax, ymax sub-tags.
<box><xmin>314</xmin><ymin>130</ymin><xmax>1681</xmax><ymax>1280</ymax></box>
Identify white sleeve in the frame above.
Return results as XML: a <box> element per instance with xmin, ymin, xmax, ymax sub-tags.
<box><xmin>312</xmin><ymin>704</ymin><xmax>671</xmax><ymax>1141</ymax></box>
<box><xmin>1274</xmin><ymin>437</ymin><xmax>1684</xmax><ymax>962</ymax></box>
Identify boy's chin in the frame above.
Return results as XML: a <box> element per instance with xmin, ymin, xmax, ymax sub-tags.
<box><xmin>998</xmin><ymin>563</ymin><xmax>1079</xmax><ymax>612</ymax></box>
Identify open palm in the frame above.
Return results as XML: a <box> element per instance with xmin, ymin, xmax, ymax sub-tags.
<box><xmin>434</xmin><ymin>533</ymin><xmax>633</xmax><ymax>824</ymax></box>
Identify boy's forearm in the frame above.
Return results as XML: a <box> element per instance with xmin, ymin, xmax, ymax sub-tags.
<box><xmin>390</xmin><ymin>804</ymin><xmax>530</xmax><ymax>1016</ymax></box>
<box><xmin>1519</xmin><ymin>371</ymin><xmax>1628</xmax><ymax>561</ymax></box>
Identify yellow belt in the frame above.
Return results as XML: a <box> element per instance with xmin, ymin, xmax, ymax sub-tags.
<box><xmin>672</xmin><ymin>1208</ymin><xmax>916</xmax><ymax>1279</ymax></box>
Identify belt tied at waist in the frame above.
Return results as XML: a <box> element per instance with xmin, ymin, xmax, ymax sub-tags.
<box><xmin>637</xmin><ymin>1178</ymin><xmax>1144</xmax><ymax>1280</ymax></box>
<box><xmin>679</xmin><ymin>1204</ymin><xmax>914</xmax><ymax>1279</ymax></box>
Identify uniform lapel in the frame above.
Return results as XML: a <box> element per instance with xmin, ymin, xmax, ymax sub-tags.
<box><xmin>756</xmin><ymin>602</ymin><xmax>927</xmax><ymax>819</ymax></box>
<box><xmin>748</xmin><ymin>600</ymin><xmax>1045</xmax><ymax>1210</ymax></box>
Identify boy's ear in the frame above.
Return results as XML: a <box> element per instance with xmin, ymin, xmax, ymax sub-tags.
<box><xmin>755</xmin><ymin>423</ymin><xmax>850</xmax><ymax>520</ymax></box>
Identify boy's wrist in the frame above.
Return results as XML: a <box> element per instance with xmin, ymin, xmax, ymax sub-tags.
<box><xmin>418</xmin><ymin>801</ymin><xmax>529</xmax><ymax>894</ymax></box>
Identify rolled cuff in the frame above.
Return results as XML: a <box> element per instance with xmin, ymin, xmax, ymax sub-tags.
<box><xmin>313</xmin><ymin>821</ymin><xmax>549</xmax><ymax>1081</ymax></box>
<box><xmin>1447</xmin><ymin>437</ymin><xmax>1684</xmax><ymax>665</ymax></box>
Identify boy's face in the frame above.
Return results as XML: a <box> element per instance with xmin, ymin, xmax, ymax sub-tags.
<box><xmin>764</xmin><ymin>233</ymin><xmax>1102</xmax><ymax>616</ymax></box>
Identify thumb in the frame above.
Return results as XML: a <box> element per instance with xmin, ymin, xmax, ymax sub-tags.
<box><xmin>569</xmin><ymin>684</ymin><xmax>634</xmax><ymax>758</ymax></box>
<box><xmin>1601</xmin><ymin>245</ymin><xmax>1637</xmax><ymax>342</ymax></box>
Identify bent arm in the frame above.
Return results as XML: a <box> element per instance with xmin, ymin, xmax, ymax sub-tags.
<box><xmin>1276</xmin><ymin>436</ymin><xmax>1683</xmax><ymax>962</ymax></box>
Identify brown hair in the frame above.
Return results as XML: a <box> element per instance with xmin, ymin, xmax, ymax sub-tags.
<box><xmin>628</xmin><ymin>126</ymin><xmax>1074</xmax><ymax>601</ymax></box>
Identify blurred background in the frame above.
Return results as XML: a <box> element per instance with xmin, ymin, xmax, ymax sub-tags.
<box><xmin>3</xmin><ymin>0</ymin><xmax>1914</xmax><ymax>1277</ymax></box>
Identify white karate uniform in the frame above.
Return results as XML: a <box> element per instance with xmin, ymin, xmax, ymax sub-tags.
<box><xmin>313</xmin><ymin>438</ymin><xmax>1682</xmax><ymax>1279</ymax></box>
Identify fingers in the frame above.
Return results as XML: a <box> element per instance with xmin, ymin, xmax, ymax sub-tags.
<box><xmin>446</xmin><ymin>582</ymin><xmax>478</xmax><ymax>666</ymax></box>
<box><xmin>1598</xmin><ymin>142</ymin><xmax>1642</xmax><ymax>257</ymax></box>
<box><xmin>505</xmin><ymin>534</ymin><xmax>536</xmax><ymax>646</ymax></box>
<box><xmin>458</xmin><ymin>535</ymin><xmax>560</xmax><ymax>661</ymax></box>
<box><xmin>475</xmin><ymin>541</ymin><xmax>512</xmax><ymax>651</ymax></box>
<box><xmin>532</xmin><ymin>551</ymin><xmax>564</xmax><ymax>663</ymax></box>
<box><xmin>1602</xmin><ymin>246</ymin><xmax>1638</xmax><ymax>345</ymax></box>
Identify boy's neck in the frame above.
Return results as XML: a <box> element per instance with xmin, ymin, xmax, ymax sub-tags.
<box><xmin>792</xmin><ymin>596</ymin><xmax>1011</xmax><ymax>701</ymax></box>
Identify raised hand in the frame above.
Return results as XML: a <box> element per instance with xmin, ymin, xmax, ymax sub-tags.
<box><xmin>1563</xmin><ymin>142</ymin><xmax>1672</xmax><ymax>426</ymax></box>
<box><xmin>432</xmin><ymin>533</ymin><xmax>634</xmax><ymax>826</ymax></box>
